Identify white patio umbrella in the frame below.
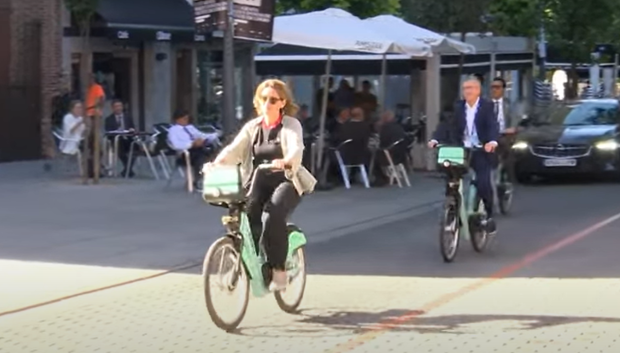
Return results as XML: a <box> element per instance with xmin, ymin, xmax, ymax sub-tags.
<box><xmin>272</xmin><ymin>8</ymin><xmax>433</xmax><ymax>171</ymax></box>
<box><xmin>362</xmin><ymin>15</ymin><xmax>476</xmax><ymax>54</ymax></box>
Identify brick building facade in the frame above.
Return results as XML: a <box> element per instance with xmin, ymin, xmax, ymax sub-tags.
<box><xmin>0</xmin><ymin>0</ymin><xmax>63</xmax><ymax>162</ymax></box>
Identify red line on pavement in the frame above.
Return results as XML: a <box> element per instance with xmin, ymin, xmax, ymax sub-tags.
<box><xmin>323</xmin><ymin>211</ymin><xmax>620</xmax><ymax>353</ymax></box>
<box><xmin>0</xmin><ymin>262</ymin><xmax>200</xmax><ymax>318</ymax></box>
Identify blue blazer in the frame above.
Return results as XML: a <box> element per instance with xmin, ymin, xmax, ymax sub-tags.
<box><xmin>433</xmin><ymin>98</ymin><xmax>499</xmax><ymax>147</ymax></box>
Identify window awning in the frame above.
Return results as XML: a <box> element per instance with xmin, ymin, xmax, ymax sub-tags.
<box><xmin>95</xmin><ymin>0</ymin><xmax>206</xmax><ymax>42</ymax></box>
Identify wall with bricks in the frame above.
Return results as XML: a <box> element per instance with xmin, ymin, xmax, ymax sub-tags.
<box><xmin>9</xmin><ymin>0</ymin><xmax>63</xmax><ymax>158</ymax></box>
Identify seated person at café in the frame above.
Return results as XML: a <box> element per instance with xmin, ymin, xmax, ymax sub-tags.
<box><xmin>104</xmin><ymin>99</ymin><xmax>136</xmax><ymax>177</ymax></box>
<box><xmin>167</xmin><ymin>109</ymin><xmax>220</xmax><ymax>187</ymax></box>
<box><xmin>373</xmin><ymin>110</ymin><xmax>407</xmax><ymax>186</ymax></box>
<box><xmin>60</xmin><ymin>100</ymin><xmax>86</xmax><ymax>156</ymax></box>
<box><xmin>354</xmin><ymin>80</ymin><xmax>378</xmax><ymax>121</ymax></box>
<box><xmin>327</xmin><ymin>107</ymin><xmax>350</xmax><ymax>137</ymax></box>
<box><xmin>329</xmin><ymin>107</ymin><xmax>372</xmax><ymax>184</ymax></box>
<box><xmin>297</xmin><ymin>104</ymin><xmax>317</xmax><ymax>170</ymax></box>
<box><xmin>297</xmin><ymin>104</ymin><xmax>317</xmax><ymax>136</ymax></box>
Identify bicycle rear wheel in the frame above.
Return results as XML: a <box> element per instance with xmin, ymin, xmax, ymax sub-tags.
<box><xmin>203</xmin><ymin>236</ymin><xmax>249</xmax><ymax>332</ymax></box>
<box><xmin>274</xmin><ymin>246</ymin><xmax>307</xmax><ymax>313</ymax></box>
<box><xmin>439</xmin><ymin>197</ymin><xmax>460</xmax><ymax>263</ymax></box>
<box><xmin>498</xmin><ymin>170</ymin><xmax>514</xmax><ymax>215</ymax></box>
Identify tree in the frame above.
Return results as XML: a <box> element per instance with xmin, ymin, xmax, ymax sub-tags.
<box><xmin>276</xmin><ymin>0</ymin><xmax>400</xmax><ymax>18</ymax></box>
<box><xmin>545</xmin><ymin>0</ymin><xmax>615</xmax><ymax>98</ymax></box>
<box><xmin>400</xmin><ymin>0</ymin><xmax>490</xmax><ymax>96</ymax></box>
<box><xmin>65</xmin><ymin>0</ymin><xmax>99</xmax><ymax>183</ymax></box>
<box><xmin>487</xmin><ymin>0</ymin><xmax>538</xmax><ymax>37</ymax></box>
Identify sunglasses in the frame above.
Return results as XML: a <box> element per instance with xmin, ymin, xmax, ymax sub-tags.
<box><xmin>261</xmin><ymin>96</ymin><xmax>282</xmax><ymax>105</ymax></box>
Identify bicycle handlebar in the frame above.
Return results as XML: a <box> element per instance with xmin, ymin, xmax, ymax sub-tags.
<box><xmin>255</xmin><ymin>162</ymin><xmax>292</xmax><ymax>170</ymax></box>
<box><xmin>434</xmin><ymin>143</ymin><xmax>483</xmax><ymax>150</ymax></box>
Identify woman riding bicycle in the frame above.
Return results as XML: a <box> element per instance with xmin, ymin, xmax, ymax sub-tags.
<box><xmin>211</xmin><ymin>79</ymin><xmax>317</xmax><ymax>291</ymax></box>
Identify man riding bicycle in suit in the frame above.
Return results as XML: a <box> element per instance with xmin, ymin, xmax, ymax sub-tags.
<box><xmin>428</xmin><ymin>76</ymin><xmax>500</xmax><ymax>234</ymax></box>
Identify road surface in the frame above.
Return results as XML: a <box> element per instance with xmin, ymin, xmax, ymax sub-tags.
<box><xmin>1</xmin><ymin>178</ymin><xmax>620</xmax><ymax>352</ymax></box>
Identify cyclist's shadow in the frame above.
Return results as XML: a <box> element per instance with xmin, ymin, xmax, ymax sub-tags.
<box><xmin>233</xmin><ymin>308</ymin><xmax>620</xmax><ymax>337</ymax></box>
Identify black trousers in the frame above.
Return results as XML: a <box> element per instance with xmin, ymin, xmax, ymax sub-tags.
<box><xmin>470</xmin><ymin>150</ymin><xmax>495</xmax><ymax>217</ymax></box>
<box><xmin>497</xmin><ymin>135</ymin><xmax>516</xmax><ymax>182</ymax></box>
<box><xmin>246</xmin><ymin>171</ymin><xmax>301</xmax><ymax>270</ymax></box>
<box><xmin>108</xmin><ymin>136</ymin><xmax>135</xmax><ymax>174</ymax></box>
<box><xmin>177</xmin><ymin>147</ymin><xmax>207</xmax><ymax>181</ymax></box>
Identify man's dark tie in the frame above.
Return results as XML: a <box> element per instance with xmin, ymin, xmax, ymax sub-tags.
<box><xmin>183</xmin><ymin>126</ymin><xmax>193</xmax><ymax>140</ymax></box>
<box><xmin>116</xmin><ymin>115</ymin><xmax>123</xmax><ymax>129</ymax></box>
<box><xmin>493</xmin><ymin>101</ymin><xmax>499</xmax><ymax>116</ymax></box>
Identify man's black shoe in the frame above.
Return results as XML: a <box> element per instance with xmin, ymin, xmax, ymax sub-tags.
<box><xmin>486</xmin><ymin>217</ymin><xmax>497</xmax><ymax>235</ymax></box>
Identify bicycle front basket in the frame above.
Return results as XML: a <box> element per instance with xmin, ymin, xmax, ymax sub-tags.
<box><xmin>437</xmin><ymin>146</ymin><xmax>466</xmax><ymax>166</ymax></box>
<box><xmin>202</xmin><ymin>164</ymin><xmax>244</xmax><ymax>203</ymax></box>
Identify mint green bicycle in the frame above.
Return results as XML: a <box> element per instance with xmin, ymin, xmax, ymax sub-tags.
<box><xmin>201</xmin><ymin>163</ymin><xmax>307</xmax><ymax>332</ymax></box>
<box><xmin>436</xmin><ymin>146</ymin><xmax>491</xmax><ymax>262</ymax></box>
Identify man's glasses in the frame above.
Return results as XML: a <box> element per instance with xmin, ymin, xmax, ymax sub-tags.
<box><xmin>261</xmin><ymin>96</ymin><xmax>282</xmax><ymax>105</ymax></box>
<box><xmin>491</xmin><ymin>85</ymin><xmax>503</xmax><ymax>89</ymax></box>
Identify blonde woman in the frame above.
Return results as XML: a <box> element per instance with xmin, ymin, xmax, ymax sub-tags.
<box><xmin>212</xmin><ymin>79</ymin><xmax>316</xmax><ymax>291</ymax></box>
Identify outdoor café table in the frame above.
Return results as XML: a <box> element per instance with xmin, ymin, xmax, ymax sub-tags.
<box><xmin>105</xmin><ymin>130</ymin><xmax>135</xmax><ymax>177</ymax></box>
<box><xmin>105</xmin><ymin>130</ymin><xmax>159</xmax><ymax>179</ymax></box>
<box><xmin>126</xmin><ymin>131</ymin><xmax>160</xmax><ymax>180</ymax></box>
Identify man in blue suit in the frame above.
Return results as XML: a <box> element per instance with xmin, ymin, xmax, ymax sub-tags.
<box><xmin>428</xmin><ymin>76</ymin><xmax>500</xmax><ymax>234</ymax></box>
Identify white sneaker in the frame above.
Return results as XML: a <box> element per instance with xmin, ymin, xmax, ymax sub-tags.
<box><xmin>268</xmin><ymin>270</ymin><xmax>288</xmax><ymax>292</ymax></box>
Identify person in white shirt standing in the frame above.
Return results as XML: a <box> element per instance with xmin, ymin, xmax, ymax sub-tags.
<box><xmin>60</xmin><ymin>100</ymin><xmax>86</xmax><ymax>155</ymax></box>
<box><xmin>167</xmin><ymin>109</ymin><xmax>220</xmax><ymax>187</ymax></box>
<box><xmin>491</xmin><ymin>77</ymin><xmax>517</xmax><ymax>182</ymax></box>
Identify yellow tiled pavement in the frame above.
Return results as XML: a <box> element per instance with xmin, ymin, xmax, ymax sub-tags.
<box><xmin>2</xmin><ymin>272</ymin><xmax>620</xmax><ymax>353</ymax></box>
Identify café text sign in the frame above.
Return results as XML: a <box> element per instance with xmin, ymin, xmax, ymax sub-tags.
<box><xmin>193</xmin><ymin>0</ymin><xmax>275</xmax><ymax>41</ymax></box>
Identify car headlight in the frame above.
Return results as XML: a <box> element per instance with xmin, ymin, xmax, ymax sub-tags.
<box><xmin>595</xmin><ymin>140</ymin><xmax>619</xmax><ymax>151</ymax></box>
<box><xmin>512</xmin><ymin>141</ymin><xmax>528</xmax><ymax>150</ymax></box>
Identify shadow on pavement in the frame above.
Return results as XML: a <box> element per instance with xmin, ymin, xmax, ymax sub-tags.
<box><xmin>234</xmin><ymin>308</ymin><xmax>620</xmax><ymax>337</ymax></box>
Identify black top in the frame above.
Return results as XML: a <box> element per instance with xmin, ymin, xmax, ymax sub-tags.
<box><xmin>251</xmin><ymin>123</ymin><xmax>286</xmax><ymax>186</ymax></box>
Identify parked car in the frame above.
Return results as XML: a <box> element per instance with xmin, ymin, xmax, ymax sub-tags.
<box><xmin>512</xmin><ymin>99</ymin><xmax>620</xmax><ymax>183</ymax></box>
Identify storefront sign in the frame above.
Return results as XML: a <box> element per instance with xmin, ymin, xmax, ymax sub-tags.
<box><xmin>193</xmin><ymin>0</ymin><xmax>275</xmax><ymax>42</ymax></box>
<box><xmin>194</xmin><ymin>34</ymin><xmax>206</xmax><ymax>42</ymax></box>
<box><xmin>117</xmin><ymin>30</ymin><xmax>129</xmax><ymax>39</ymax></box>
<box><xmin>156</xmin><ymin>31</ymin><xmax>172</xmax><ymax>41</ymax></box>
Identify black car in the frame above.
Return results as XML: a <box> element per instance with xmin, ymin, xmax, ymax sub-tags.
<box><xmin>512</xmin><ymin>99</ymin><xmax>620</xmax><ymax>182</ymax></box>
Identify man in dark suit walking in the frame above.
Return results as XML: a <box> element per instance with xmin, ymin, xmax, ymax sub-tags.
<box><xmin>104</xmin><ymin>99</ymin><xmax>136</xmax><ymax>177</ymax></box>
<box><xmin>428</xmin><ymin>76</ymin><xmax>500</xmax><ymax>234</ymax></box>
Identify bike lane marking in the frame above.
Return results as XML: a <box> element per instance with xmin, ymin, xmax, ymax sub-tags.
<box><xmin>0</xmin><ymin>262</ymin><xmax>200</xmax><ymax>318</ymax></box>
<box><xmin>322</xmin><ymin>211</ymin><xmax>620</xmax><ymax>353</ymax></box>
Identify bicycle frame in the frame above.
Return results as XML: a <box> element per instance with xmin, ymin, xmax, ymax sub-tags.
<box><xmin>452</xmin><ymin>168</ymin><xmax>485</xmax><ymax>241</ymax></box>
<box><xmin>222</xmin><ymin>205</ymin><xmax>307</xmax><ymax>298</ymax></box>
<box><xmin>206</xmin><ymin>162</ymin><xmax>307</xmax><ymax>297</ymax></box>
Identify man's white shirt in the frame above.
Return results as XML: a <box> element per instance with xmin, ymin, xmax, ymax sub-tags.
<box><xmin>168</xmin><ymin>124</ymin><xmax>219</xmax><ymax>151</ymax></box>
<box><xmin>464</xmin><ymin>98</ymin><xmax>480</xmax><ymax>148</ymax></box>
<box><xmin>493</xmin><ymin>98</ymin><xmax>505</xmax><ymax>131</ymax></box>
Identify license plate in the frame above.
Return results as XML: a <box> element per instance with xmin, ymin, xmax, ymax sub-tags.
<box><xmin>543</xmin><ymin>158</ymin><xmax>577</xmax><ymax>167</ymax></box>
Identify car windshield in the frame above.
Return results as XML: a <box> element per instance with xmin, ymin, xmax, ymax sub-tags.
<box><xmin>562</xmin><ymin>102</ymin><xmax>619</xmax><ymax>126</ymax></box>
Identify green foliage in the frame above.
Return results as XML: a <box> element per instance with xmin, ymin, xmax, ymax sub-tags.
<box><xmin>488</xmin><ymin>0</ymin><xmax>538</xmax><ymax>37</ymax></box>
<box><xmin>65</xmin><ymin>0</ymin><xmax>98</xmax><ymax>30</ymax></box>
<box><xmin>545</xmin><ymin>0</ymin><xmax>615</xmax><ymax>63</ymax></box>
<box><xmin>276</xmin><ymin>0</ymin><xmax>400</xmax><ymax>18</ymax></box>
<box><xmin>399</xmin><ymin>0</ymin><xmax>489</xmax><ymax>33</ymax></box>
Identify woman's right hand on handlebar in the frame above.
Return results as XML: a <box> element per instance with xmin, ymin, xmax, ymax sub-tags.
<box><xmin>427</xmin><ymin>140</ymin><xmax>439</xmax><ymax>148</ymax></box>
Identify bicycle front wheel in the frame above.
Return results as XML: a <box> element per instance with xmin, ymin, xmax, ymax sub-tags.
<box><xmin>203</xmin><ymin>236</ymin><xmax>249</xmax><ymax>332</ymax></box>
<box><xmin>439</xmin><ymin>197</ymin><xmax>460</xmax><ymax>263</ymax></box>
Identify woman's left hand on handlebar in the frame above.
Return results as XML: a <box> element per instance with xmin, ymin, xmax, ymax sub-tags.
<box><xmin>272</xmin><ymin>159</ymin><xmax>287</xmax><ymax>170</ymax></box>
